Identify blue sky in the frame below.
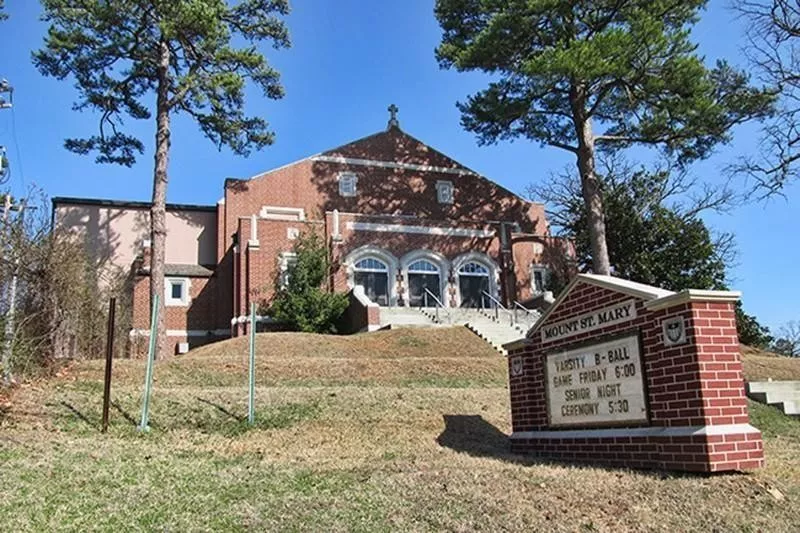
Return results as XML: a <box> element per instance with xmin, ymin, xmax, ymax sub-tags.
<box><xmin>0</xmin><ymin>0</ymin><xmax>797</xmax><ymax>331</ymax></box>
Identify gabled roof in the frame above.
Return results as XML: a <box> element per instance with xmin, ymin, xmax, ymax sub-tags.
<box><xmin>237</xmin><ymin>122</ymin><xmax>536</xmax><ymax>210</ymax></box>
<box><xmin>315</xmin><ymin>125</ymin><xmax>475</xmax><ymax>174</ymax></box>
<box><xmin>522</xmin><ymin>274</ymin><xmax>740</xmax><ymax>341</ymax></box>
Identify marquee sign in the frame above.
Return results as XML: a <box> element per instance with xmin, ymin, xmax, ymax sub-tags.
<box><xmin>541</xmin><ymin>299</ymin><xmax>637</xmax><ymax>343</ymax></box>
<box><xmin>546</xmin><ymin>333</ymin><xmax>648</xmax><ymax>428</ymax></box>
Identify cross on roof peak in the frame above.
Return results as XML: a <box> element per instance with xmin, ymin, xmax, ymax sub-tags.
<box><xmin>387</xmin><ymin>104</ymin><xmax>400</xmax><ymax>130</ymax></box>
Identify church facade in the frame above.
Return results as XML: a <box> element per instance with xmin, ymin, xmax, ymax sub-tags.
<box><xmin>52</xmin><ymin>109</ymin><xmax>573</xmax><ymax>354</ymax></box>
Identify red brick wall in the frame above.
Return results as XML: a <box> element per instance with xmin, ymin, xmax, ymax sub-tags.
<box><xmin>222</xmin><ymin>129</ymin><xmax>549</xmax><ymax>254</ymax></box>
<box><xmin>130</xmin><ymin>273</ymin><xmax>225</xmax><ymax>356</ymax></box>
<box><xmin>331</xmin><ymin>212</ymin><xmax>502</xmax><ymax>306</ymax></box>
<box><xmin>506</xmin><ymin>280</ymin><xmax>763</xmax><ymax>472</ymax></box>
<box><xmin>690</xmin><ymin>302</ymin><xmax>749</xmax><ymax>426</ymax></box>
<box><xmin>181</xmin><ymin>128</ymin><xmax>569</xmax><ymax>339</ymax></box>
<box><xmin>338</xmin><ymin>289</ymin><xmax>381</xmax><ymax>334</ymax></box>
<box><xmin>511</xmin><ymin>234</ymin><xmax>576</xmax><ymax>302</ymax></box>
<box><xmin>234</xmin><ymin>218</ymin><xmax>326</xmax><ymax>322</ymax></box>
<box><xmin>121</xmin><ymin>127</ymin><xmax>574</xmax><ymax>350</ymax></box>
<box><xmin>509</xmin><ymin>432</ymin><xmax>763</xmax><ymax>472</ymax></box>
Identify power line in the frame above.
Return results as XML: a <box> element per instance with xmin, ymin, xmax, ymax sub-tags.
<box><xmin>8</xmin><ymin>90</ymin><xmax>24</xmax><ymax>189</ymax></box>
<box><xmin>0</xmin><ymin>79</ymin><xmax>23</xmax><ymax>190</ymax></box>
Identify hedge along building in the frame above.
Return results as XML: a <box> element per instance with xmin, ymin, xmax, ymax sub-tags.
<box><xmin>52</xmin><ymin>107</ymin><xmax>573</xmax><ymax>354</ymax></box>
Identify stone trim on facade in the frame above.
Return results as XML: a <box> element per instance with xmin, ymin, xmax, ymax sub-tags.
<box><xmin>55</xmin><ymin>120</ymin><xmax>572</xmax><ymax>354</ymax></box>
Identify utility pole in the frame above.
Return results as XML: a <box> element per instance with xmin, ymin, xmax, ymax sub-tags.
<box><xmin>0</xmin><ymin>79</ymin><xmax>12</xmax><ymax>384</ymax></box>
<box><xmin>1</xmin><ymin>197</ymin><xmax>25</xmax><ymax>386</ymax></box>
<box><xmin>0</xmin><ymin>80</ymin><xmax>11</xmax><ymax>186</ymax></box>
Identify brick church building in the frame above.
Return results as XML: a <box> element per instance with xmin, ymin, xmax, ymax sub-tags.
<box><xmin>53</xmin><ymin>107</ymin><xmax>573</xmax><ymax>354</ymax></box>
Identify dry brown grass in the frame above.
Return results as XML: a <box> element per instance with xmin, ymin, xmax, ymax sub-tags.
<box><xmin>1</xmin><ymin>327</ymin><xmax>799</xmax><ymax>532</ymax></box>
<box><xmin>195</xmin><ymin>327</ymin><xmax>501</xmax><ymax>359</ymax></box>
<box><xmin>741</xmin><ymin>345</ymin><xmax>800</xmax><ymax>381</ymax></box>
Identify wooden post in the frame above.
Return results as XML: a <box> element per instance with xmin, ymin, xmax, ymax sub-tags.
<box><xmin>101</xmin><ymin>297</ymin><xmax>116</xmax><ymax>433</ymax></box>
<box><xmin>248</xmin><ymin>302</ymin><xmax>256</xmax><ymax>425</ymax></box>
<box><xmin>138</xmin><ymin>294</ymin><xmax>159</xmax><ymax>432</ymax></box>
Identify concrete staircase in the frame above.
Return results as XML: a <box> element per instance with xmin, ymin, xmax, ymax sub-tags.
<box><xmin>461</xmin><ymin>311</ymin><xmax>528</xmax><ymax>355</ymax></box>
<box><xmin>376</xmin><ymin>305</ymin><xmax>540</xmax><ymax>355</ymax></box>
<box><xmin>422</xmin><ymin>307</ymin><xmax>539</xmax><ymax>355</ymax></box>
<box><xmin>747</xmin><ymin>381</ymin><xmax>800</xmax><ymax>415</ymax></box>
<box><xmin>378</xmin><ymin>307</ymin><xmax>441</xmax><ymax>329</ymax></box>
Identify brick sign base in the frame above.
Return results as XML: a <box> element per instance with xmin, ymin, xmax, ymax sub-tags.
<box><xmin>505</xmin><ymin>274</ymin><xmax>764</xmax><ymax>473</ymax></box>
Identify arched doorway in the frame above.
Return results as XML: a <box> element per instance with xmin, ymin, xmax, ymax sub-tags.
<box><xmin>353</xmin><ymin>257</ymin><xmax>390</xmax><ymax>306</ymax></box>
<box><xmin>407</xmin><ymin>259</ymin><xmax>442</xmax><ymax>307</ymax></box>
<box><xmin>458</xmin><ymin>261</ymin><xmax>490</xmax><ymax>308</ymax></box>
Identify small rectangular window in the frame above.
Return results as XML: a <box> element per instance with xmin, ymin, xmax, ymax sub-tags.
<box><xmin>436</xmin><ymin>180</ymin><xmax>454</xmax><ymax>204</ymax></box>
<box><xmin>279</xmin><ymin>252</ymin><xmax>298</xmax><ymax>288</ymax></box>
<box><xmin>531</xmin><ymin>266</ymin><xmax>549</xmax><ymax>294</ymax></box>
<box><xmin>338</xmin><ymin>173</ymin><xmax>357</xmax><ymax>197</ymax></box>
<box><xmin>165</xmin><ymin>278</ymin><xmax>190</xmax><ymax>307</ymax></box>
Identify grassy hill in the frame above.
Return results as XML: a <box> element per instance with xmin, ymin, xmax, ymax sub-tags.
<box><xmin>1</xmin><ymin>327</ymin><xmax>799</xmax><ymax>532</ymax></box>
<box><xmin>740</xmin><ymin>344</ymin><xmax>800</xmax><ymax>381</ymax></box>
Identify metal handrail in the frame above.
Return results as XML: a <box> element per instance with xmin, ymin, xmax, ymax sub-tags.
<box><xmin>512</xmin><ymin>300</ymin><xmax>533</xmax><ymax>314</ymax></box>
<box><xmin>480</xmin><ymin>290</ymin><xmax>509</xmax><ymax>323</ymax></box>
<box><xmin>511</xmin><ymin>300</ymin><xmax>535</xmax><ymax>326</ymax></box>
<box><xmin>480</xmin><ymin>290</ymin><xmax>506</xmax><ymax>309</ymax></box>
<box><xmin>423</xmin><ymin>288</ymin><xmax>449</xmax><ymax>324</ymax></box>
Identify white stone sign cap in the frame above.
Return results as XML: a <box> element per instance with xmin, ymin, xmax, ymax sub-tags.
<box><xmin>540</xmin><ymin>299</ymin><xmax>637</xmax><ymax>343</ymax></box>
<box><xmin>546</xmin><ymin>333</ymin><xmax>648</xmax><ymax>428</ymax></box>
<box><xmin>520</xmin><ymin>273</ymin><xmax>742</xmax><ymax>342</ymax></box>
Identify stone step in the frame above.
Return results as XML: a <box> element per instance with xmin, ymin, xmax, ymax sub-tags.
<box><xmin>464</xmin><ymin>320</ymin><xmax>526</xmax><ymax>356</ymax></box>
<box><xmin>379</xmin><ymin>307</ymin><xmax>439</xmax><ymax>328</ymax></box>
<box><xmin>747</xmin><ymin>381</ymin><xmax>800</xmax><ymax>393</ymax></box>
<box><xmin>748</xmin><ymin>390</ymin><xmax>800</xmax><ymax>404</ymax></box>
<box><xmin>778</xmin><ymin>400</ymin><xmax>800</xmax><ymax>415</ymax></box>
<box><xmin>746</xmin><ymin>381</ymin><xmax>800</xmax><ymax>416</ymax></box>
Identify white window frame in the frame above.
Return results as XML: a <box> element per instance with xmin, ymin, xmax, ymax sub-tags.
<box><xmin>436</xmin><ymin>180</ymin><xmax>454</xmax><ymax>204</ymax></box>
<box><xmin>279</xmin><ymin>252</ymin><xmax>298</xmax><ymax>288</ymax></box>
<box><xmin>338</xmin><ymin>172</ymin><xmax>358</xmax><ymax>197</ymax></box>
<box><xmin>259</xmin><ymin>206</ymin><xmax>306</xmax><ymax>221</ymax></box>
<box><xmin>165</xmin><ymin>277</ymin><xmax>190</xmax><ymax>307</ymax></box>
<box><xmin>531</xmin><ymin>265</ymin><xmax>550</xmax><ymax>294</ymax></box>
<box><xmin>353</xmin><ymin>257</ymin><xmax>389</xmax><ymax>272</ymax></box>
<box><xmin>451</xmin><ymin>252</ymin><xmax>500</xmax><ymax>308</ymax></box>
<box><xmin>344</xmin><ymin>245</ymin><xmax>400</xmax><ymax>306</ymax></box>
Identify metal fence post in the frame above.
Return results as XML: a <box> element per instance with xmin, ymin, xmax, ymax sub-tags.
<box><xmin>138</xmin><ymin>294</ymin><xmax>159</xmax><ymax>432</ymax></box>
<box><xmin>101</xmin><ymin>297</ymin><xmax>116</xmax><ymax>433</ymax></box>
<box><xmin>248</xmin><ymin>302</ymin><xmax>256</xmax><ymax>425</ymax></box>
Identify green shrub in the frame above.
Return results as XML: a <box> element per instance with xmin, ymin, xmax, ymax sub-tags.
<box><xmin>268</xmin><ymin>229</ymin><xmax>348</xmax><ymax>333</ymax></box>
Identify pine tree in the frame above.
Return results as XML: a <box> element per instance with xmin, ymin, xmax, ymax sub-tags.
<box><xmin>35</xmin><ymin>0</ymin><xmax>289</xmax><ymax>358</ymax></box>
<box><xmin>435</xmin><ymin>0</ymin><xmax>774</xmax><ymax>274</ymax></box>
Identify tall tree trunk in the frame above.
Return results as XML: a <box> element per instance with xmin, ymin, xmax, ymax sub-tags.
<box><xmin>151</xmin><ymin>38</ymin><xmax>171</xmax><ymax>359</ymax></box>
<box><xmin>570</xmin><ymin>84</ymin><xmax>611</xmax><ymax>275</ymax></box>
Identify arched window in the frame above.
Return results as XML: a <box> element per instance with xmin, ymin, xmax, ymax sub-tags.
<box><xmin>353</xmin><ymin>257</ymin><xmax>389</xmax><ymax>306</ymax></box>
<box><xmin>459</xmin><ymin>262</ymin><xmax>489</xmax><ymax>276</ymax></box>
<box><xmin>458</xmin><ymin>261</ymin><xmax>490</xmax><ymax>307</ymax></box>
<box><xmin>406</xmin><ymin>259</ymin><xmax>442</xmax><ymax>307</ymax></box>
<box><xmin>354</xmin><ymin>258</ymin><xmax>387</xmax><ymax>271</ymax></box>
<box><xmin>408</xmin><ymin>260</ymin><xmax>439</xmax><ymax>273</ymax></box>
